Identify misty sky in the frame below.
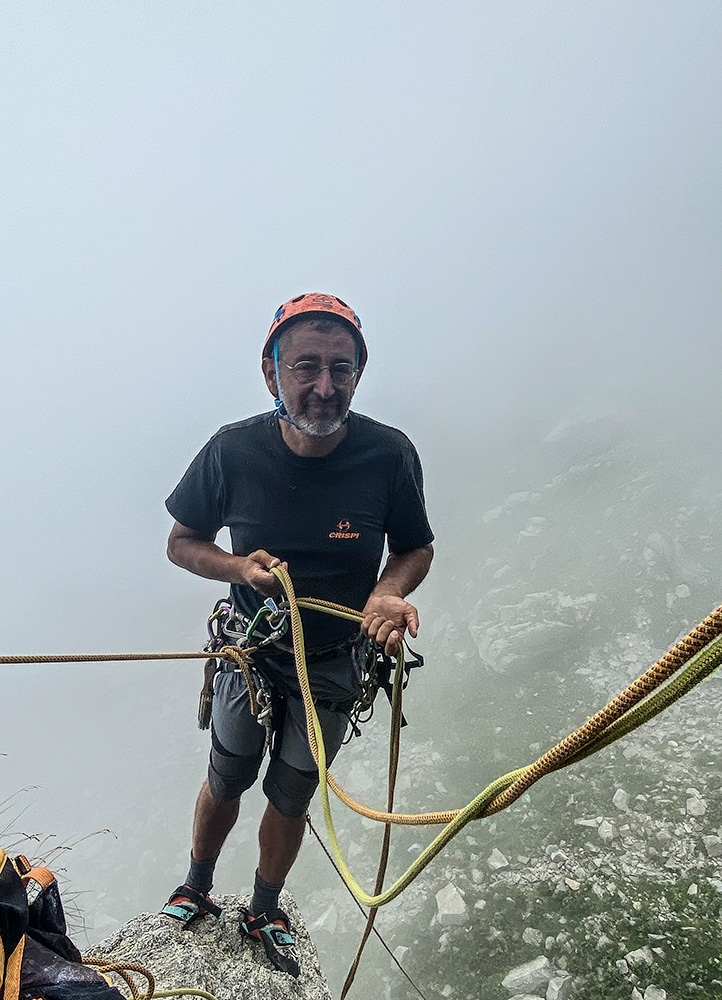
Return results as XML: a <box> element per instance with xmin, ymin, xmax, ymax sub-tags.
<box><xmin>2</xmin><ymin>2</ymin><xmax>721</xmax><ymax>733</ymax></box>
<box><xmin>3</xmin><ymin>7</ymin><xmax>722</xmax><ymax>985</ymax></box>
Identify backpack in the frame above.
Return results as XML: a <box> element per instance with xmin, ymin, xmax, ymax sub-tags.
<box><xmin>0</xmin><ymin>848</ymin><xmax>124</xmax><ymax>1000</ymax></box>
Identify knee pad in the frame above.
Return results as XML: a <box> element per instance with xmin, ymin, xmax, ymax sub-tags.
<box><xmin>263</xmin><ymin>758</ymin><xmax>319</xmax><ymax>818</ymax></box>
<box><xmin>207</xmin><ymin>731</ymin><xmax>262</xmax><ymax>802</ymax></box>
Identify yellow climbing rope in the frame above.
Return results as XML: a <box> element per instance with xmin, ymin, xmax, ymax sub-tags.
<box><xmin>272</xmin><ymin>566</ymin><xmax>722</xmax><ymax>907</ymax></box>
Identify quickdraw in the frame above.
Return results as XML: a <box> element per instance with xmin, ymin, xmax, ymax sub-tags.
<box><xmin>342</xmin><ymin>634</ymin><xmax>423</xmax><ymax>742</ymax></box>
<box><xmin>197</xmin><ymin>600</ymin><xmax>288</xmax><ymax>733</ymax></box>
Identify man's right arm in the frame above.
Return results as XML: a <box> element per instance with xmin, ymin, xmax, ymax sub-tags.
<box><xmin>167</xmin><ymin>521</ymin><xmax>285</xmax><ymax>597</ymax></box>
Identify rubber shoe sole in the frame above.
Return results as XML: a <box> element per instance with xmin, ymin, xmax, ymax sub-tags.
<box><xmin>239</xmin><ymin>906</ymin><xmax>300</xmax><ymax>978</ymax></box>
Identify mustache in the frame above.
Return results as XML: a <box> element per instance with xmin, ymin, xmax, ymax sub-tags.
<box><xmin>304</xmin><ymin>392</ymin><xmax>340</xmax><ymax>405</ymax></box>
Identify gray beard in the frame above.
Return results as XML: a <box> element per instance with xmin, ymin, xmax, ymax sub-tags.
<box><xmin>289</xmin><ymin>409</ymin><xmax>349</xmax><ymax>437</ymax></box>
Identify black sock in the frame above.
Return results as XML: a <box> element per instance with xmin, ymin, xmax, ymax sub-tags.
<box><xmin>250</xmin><ymin>869</ymin><xmax>284</xmax><ymax>915</ymax></box>
<box><xmin>185</xmin><ymin>853</ymin><xmax>217</xmax><ymax>895</ymax></box>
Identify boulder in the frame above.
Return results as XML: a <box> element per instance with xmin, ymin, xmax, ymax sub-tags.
<box><xmin>546</xmin><ymin>973</ymin><xmax>573</xmax><ymax>1000</ymax></box>
<box><xmin>702</xmin><ymin>835</ymin><xmax>722</xmax><ymax>857</ymax></box>
<box><xmin>522</xmin><ymin>927</ymin><xmax>543</xmax><ymax>947</ymax></box>
<box><xmin>501</xmin><ymin>955</ymin><xmax>555</xmax><ymax>994</ymax></box>
<box><xmin>84</xmin><ymin>893</ymin><xmax>332</xmax><ymax>1000</ymax></box>
<box><xmin>488</xmin><ymin>848</ymin><xmax>510</xmax><ymax>870</ymax></box>
<box><xmin>597</xmin><ymin>819</ymin><xmax>617</xmax><ymax>843</ymax></box>
<box><xmin>612</xmin><ymin>788</ymin><xmax>630</xmax><ymax>811</ymax></box>
<box><xmin>468</xmin><ymin>590</ymin><xmax>597</xmax><ymax>671</ymax></box>
<box><xmin>624</xmin><ymin>946</ymin><xmax>654</xmax><ymax>968</ymax></box>
<box><xmin>435</xmin><ymin>882</ymin><xmax>469</xmax><ymax>927</ymax></box>
<box><xmin>643</xmin><ymin>987</ymin><xmax>667</xmax><ymax>1000</ymax></box>
<box><xmin>686</xmin><ymin>794</ymin><xmax>706</xmax><ymax>817</ymax></box>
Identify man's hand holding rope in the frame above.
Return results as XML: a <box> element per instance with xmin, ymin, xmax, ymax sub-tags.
<box><xmin>361</xmin><ymin>544</ymin><xmax>434</xmax><ymax>655</ymax></box>
<box><xmin>240</xmin><ymin>549</ymin><xmax>289</xmax><ymax>597</ymax></box>
<box><xmin>362</xmin><ymin>594</ymin><xmax>419</xmax><ymax>656</ymax></box>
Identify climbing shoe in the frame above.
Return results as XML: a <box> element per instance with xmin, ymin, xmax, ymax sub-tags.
<box><xmin>161</xmin><ymin>884</ymin><xmax>223</xmax><ymax>927</ymax></box>
<box><xmin>239</xmin><ymin>906</ymin><xmax>300</xmax><ymax>978</ymax></box>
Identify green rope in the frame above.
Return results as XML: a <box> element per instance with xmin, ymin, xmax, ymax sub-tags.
<box><xmin>563</xmin><ymin>634</ymin><xmax>722</xmax><ymax>768</ymax></box>
<box><xmin>152</xmin><ymin>991</ymin><xmax>219</xmax><ymax>999</ymax></box>
<box><xmin>276</xmin><ymin>567</ymin><xmax>722</xmax><ymax>907</ymax></box>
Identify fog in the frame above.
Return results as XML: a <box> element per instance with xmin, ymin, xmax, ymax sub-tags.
<box><xmin>2</xmin><ymin>3</ymin><xmax>722</xmax><ymax>997</ymax></box>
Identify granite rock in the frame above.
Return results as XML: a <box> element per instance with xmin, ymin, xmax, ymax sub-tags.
<box><xmin>84</xmin><ymin>892</ymin><xmax>332</xmax><ymax>1000</ymax></box>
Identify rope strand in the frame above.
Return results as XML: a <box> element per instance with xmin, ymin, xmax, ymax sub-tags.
<box><xmin>305</xmin><ymin>815</ymin><xmax>430</xmax><ymax>1000</ymax></box>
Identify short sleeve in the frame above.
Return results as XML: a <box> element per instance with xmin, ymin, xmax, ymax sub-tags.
<box><xmin>165</xmin><ymin>434</ymin><xmax>226</xmax><ymax>536</ymax></box>
<box><xmin>385</xmin><ymin>444</ymin><xmax>434</xmax><ymax>553</ymax></box>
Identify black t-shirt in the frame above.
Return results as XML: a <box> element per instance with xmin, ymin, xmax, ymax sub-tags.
<box><xmin>166</xmin><ymin>411</ymin><xmax>434</xmax><ymax>650</ymax></box>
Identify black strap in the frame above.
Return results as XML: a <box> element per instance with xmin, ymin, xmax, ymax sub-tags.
<box><xmin>241</xmin><ymin>907</ymin><xmax>292</xmax><ymax>933</ymax></box>
<box><xmin>168</xmin><ymin>885</ymin><xmax>222</xmax><ymax>918</ymax></box>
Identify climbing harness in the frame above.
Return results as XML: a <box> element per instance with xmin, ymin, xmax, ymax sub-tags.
<box><xmin>196</xmin><ymin>597</ymin><xmax>416</xmax><ymax>753</ymax></box>
<box><xmin>197</xmin><ymin>599</ymin><xmax>286</xmax><ymax>738</ymax></box>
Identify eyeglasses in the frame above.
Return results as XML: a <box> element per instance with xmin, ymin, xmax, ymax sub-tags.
<box><xmin>284</xmin><ymin>361</ymin><xmax>359</xmax><ymax>386</ymax></box>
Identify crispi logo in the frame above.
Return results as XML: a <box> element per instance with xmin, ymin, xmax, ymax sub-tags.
<box><xmin>310</xmin><ymin>294</ymin><xmax>337</xmax><ymax>309</ymax></box>
<box><xmin>329</xmin><ymin>519</ymin><xmax>360</xmax><ymax>540</ymax></box>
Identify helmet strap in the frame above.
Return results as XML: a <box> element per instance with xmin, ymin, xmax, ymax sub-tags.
<box><xmin>273</xmin><ymin>340</ymin><xmax>298</xmax><ymax>427</ymax></box>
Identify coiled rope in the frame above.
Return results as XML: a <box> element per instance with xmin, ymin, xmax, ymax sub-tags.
<box><xmin>82</xmin><ymin>956</ymin><xmax>219</xmax><ymax>1000</ymax></box>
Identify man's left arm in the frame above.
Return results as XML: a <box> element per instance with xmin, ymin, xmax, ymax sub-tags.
<box><xmin>362</xmin><ymin>543</ymin><xmax>434</xmax><ymax>655</ymax></box>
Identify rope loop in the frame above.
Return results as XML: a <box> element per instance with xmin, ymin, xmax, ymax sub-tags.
<box><xmin>271</xmin><ymin>564</ymin><xmax>722</xmax><ymax>909</ymax></box>
<box><xmin>217</xmin><ymin>645</ymin><xmax>258</xmax><ymax>715</ymax></box>
<box><xmin>83</xmin><ymin>956</ymin><xmax>220</xmax><ymax>1000</ymax></box>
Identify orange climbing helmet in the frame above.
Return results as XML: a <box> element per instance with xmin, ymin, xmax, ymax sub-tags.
<box><xmin>262</xmin><ymin>292</ymin><xmax>368</xmax><ymax>373</ymax></box>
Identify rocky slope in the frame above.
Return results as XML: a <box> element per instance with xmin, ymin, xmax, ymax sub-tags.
<box><xmin>303</xmin><ymin>416</ymin><xmax>722</xmax><ymax>999</ymax></box>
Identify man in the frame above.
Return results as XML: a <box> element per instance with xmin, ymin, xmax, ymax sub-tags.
<box><xmin>162</xmin><ymin>293</ymin><xmax>434</xmax><ymax>976</ymax></box>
